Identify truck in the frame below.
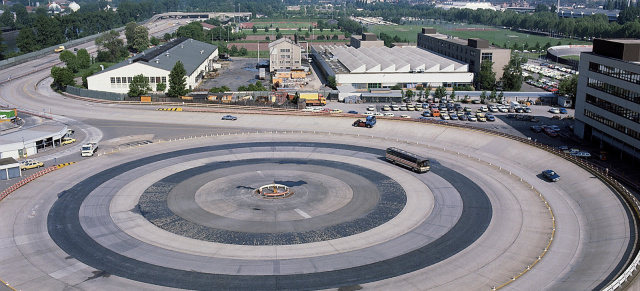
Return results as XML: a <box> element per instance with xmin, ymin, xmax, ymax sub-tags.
<box><xmin>352</xmin><ymin>115</ymin><xmax>376</xmax><ymax>128</ymax></box>
<box><xmin>259</xmin><ymin>68</ymin><xmax>266</xmax><ymax>80</ymax></box>
<box><xmin>81</xmin><ymin>142</ymin><xmax>99</xmax><ymax>157</ymax></box>
<box><xmin>299</xmin><ymin>93</ymin><xmax>326</xmax><ymax>106</ymax></box>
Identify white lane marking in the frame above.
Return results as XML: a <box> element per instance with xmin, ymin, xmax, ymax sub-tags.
<box><xmin>294</xmin><ymin>208</ymin><xmax>312</xmax><ymax>219</ymax></box>
<box><xmin>49</xmin><ymin>262</ymin><xmax>87</xmax><ymax>279</ymax></box>
<box><xmin>256</xmin><ymin>171</ymin><xmax>265</xmax><ymax>177</ymax></box>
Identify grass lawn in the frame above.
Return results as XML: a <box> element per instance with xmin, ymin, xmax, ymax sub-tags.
<box><xmin>368</xmin><ymin>23</ymin><xmax>591</xmax><ymax>48</ymax></box>
<box><xmin>245</xmin><ymin>29</ymin><xmax>343</xmax><ymax>36</ymax></box>
<box><xmin>562</xmin><ymin>55</ymin><xmax>581</xmax><ymax>60</ymax></box>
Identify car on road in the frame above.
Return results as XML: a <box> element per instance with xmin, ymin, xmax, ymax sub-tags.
<box><xmin>61</xmin><ymin>137</ymin><xmax>76</xmax><ymax>145</ymax></box>
<box><xmin>222</xmin><ymin>115</ymin><xmax>237</xmax><ymax>120</ymax></box>
<box><xmin>383</xmin><ymin>112</ymin><xmax>395</xmax><ymax>117</ymax></box>
<box><xmin>542</xmin><ymin>170</ymin><xmax>560</xmax><ymax>182</ymax></box>
<box><xmin>330</xmin><ymin>109</ymin><xmax>343</xmax><ymax>113</ymax></box>
<box><xmin>20</xmin><ymin>159</ymin><xmax>44</xmax><ymax>170</ymax></box>
<box><xmin>400</xmin><ymin>114</ymin><xmax>411</xmax><ymax>118</ymax></box>
<box><xmin>347</xmin><ymin>110</ymin><xmax>358</xmax><ymax>114</ymax></box>
<box><xmin>559</xmin><ymin>108</ymin><xmax>568</xmax><ymax>114</ymax></box>
<box><xmin>572</xmin><ymin>151</ymin><xmax>592</xmax><ymax>158</ymax></box>
<box><xmin>549</xmin><ymin>107</ymin><xmax>560</xmax><ymax>114</ymax></box>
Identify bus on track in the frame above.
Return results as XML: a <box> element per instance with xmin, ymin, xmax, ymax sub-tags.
<box><xmin>386</xmin><ymin>147</ymin><xmax>430</xmax><ymax>173</ymax></box>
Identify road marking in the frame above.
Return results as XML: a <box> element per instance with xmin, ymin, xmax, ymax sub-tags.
<box><xmin>49</xmin><ymin>262</ymin><xmax>87</xmax><ymax>279</ymax></box>
<box><xmin>294</xmin><ymin>208</ymin><xmax>311</xmax><ymax>219</ymax></box>
<box><xmin>257</xmin><ymin>171</ymin><xmax>265</xmax><ymax>177</ymax></box>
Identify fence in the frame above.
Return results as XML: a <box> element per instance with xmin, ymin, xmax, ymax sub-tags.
<box><xmin>66</xmin><ymin>86</ymin><xmax>128</xmax><ymax>101</ymax></box>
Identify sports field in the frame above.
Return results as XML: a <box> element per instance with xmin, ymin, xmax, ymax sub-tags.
<box><xmin>368</xmin><ymin>23</ymin><xmax>591</xmax><ymax>48</ymax></box>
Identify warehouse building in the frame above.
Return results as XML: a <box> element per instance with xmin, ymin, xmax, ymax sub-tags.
<box><xmin>314</xmin><ymin>44</ymin><xmax>473</xmax><ymax>92</ymax></box>
<box><xmin>87</xmin><ymin>37</ymin><xmax>219</xmax><ymax>94</ymax></box>
<box><xmin>269</xmin><ymin>38</ymin><xmax>303</xmax><ymax>72</ymax></box>
<box><xmin>575</xmin><ymin>38</ymin><xmax>640</xmax><ymax>161</ymax></box>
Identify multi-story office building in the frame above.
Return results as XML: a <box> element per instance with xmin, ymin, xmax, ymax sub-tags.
<box><xmin>417</xmin><ymin>27</ymin><xmax>510</xmax><ymax>86</ymax></box>
<box><xmin>575</xmin><ymin>39</ymin><xmax>640</xmax><ymax>161</ymax></box>
<box><xmin>269</xmin><ymin>38</ymin><xmax>302</xmax><ymax>72</ymax></box>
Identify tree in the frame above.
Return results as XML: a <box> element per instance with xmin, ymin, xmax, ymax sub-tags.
<box><xmin>133</xmin><ymin>26</ymin><xmax>150</xmax><ymax>53</ymax></box>
<box><xmin>449</xmin><ymin>89</ymin><xmax>456</xmax><ymax>101</ymax></box>
<box><xmin>478</xmin><ymin>60</ymin><xmax>496</xmax><ymax>90</ymax></box>
<box><xmin>497</xmin><ymin>91</ymin><xmax>505</xmax><ymax>103</ymax></box>
<box><xmin>59</xmin><ymin>50</ymin><xmax>78</xmax><ymax>72</ymax></box>
<box><xmin>276</xmin><ymin>32</ymin><xmax>283</xmax><ymax>39</ymax></box>
<box><xmin>275</xmin><ymin>27</ymin><xmax>280</xmax><ymax>32</ymax></box>
<box><xmin>163</xmin><ymin>33</ymin><xmax>172</xmax><ymax>41</ymax></box>
<box><xmin>50</xmin><ymin>66</ymin><xmax>75</xmax><ymax>90</ymax></box>
<box><xmin>327</xmin><ymin>76</ymin><xmax>337</xmax><ymax>89</ymax></box>
<box><xmin>501</xmin><ymin>56</ymin><xmax>523</xmax><ymax>91</ymax></box>
<box><xmin>17</xmin><ymin>28</ymin><xmax>39</xmax><ymax>53</ymax></box>
<box><xmin>34</xmin><ymin>15</ymin><xmax>64</xmax><ymax>47</ymax></box>
<box><xmin>128</xmin><ymin>74</ymin><xmax>151</xmax><ymax>97</ymax></box>
<box><xmin>405</xmin><ymin>89</ymin><xmax>414</xmax><ymax>100</ymax></box>
<box><xmin>434</xmin><ymin>86</ymin><xmax>447</xmax><ymax>99</ymax></box>
<box><xmin>239</xmin><ymin>47</ymin><xmax>248</xmax><ymax>55</ymax></box>
<box><xmin>0</xmin><ymin>8</ymin><xmax>14</xmax><ymax>28</ymax></box>
<box><xmin>76</xmin><ymin>49</ymin><xmax>91</xmax><ymax>70</ymax></box>
<box><xmin>167</xmin><ymin>61</ymin><xmax>187</xmax><ymax>97</ymax></box>
<box><xmin>252</xmin><ymin>26</ymin><xmax>258</xmax><ymax>33</ymax></box>
<box><xmin>125</xmin><ymin>22</ymin><xmax>138</xmax><ymax>46</ymax></box>
<box><xmin>265</xmin><ymin>27</ymin><xmax>269</xmax><ymax>32</ymax></box>
<box><xmin>558</xmin><ymin>74</ymin><xmax>578</xmax><ymax>103</ymax></box>
<box><xmin>150</xmin><ymin>36</ymin><xmax>160</xmax><ymax>46</ymax></box>
<box><xmin>332</xmin><ymin>34</ymin><xmax>339</xmax><ymax>40</ymax></box>
<box><xmin>95</xmin><ymin>30</ymin><xmax>125</xmax><ymax>62</ymax></box>
<box><xmin>156</xmin><ymin>82</ymin><xmax>166</xmax><ymax>92</ymax></box>
<box><xmin>316</xmin><ymin>35</ymin><xmax>325</xmax><ymax>40</ymax></box>
<box><xmin>480</xmin><ymin>91</ymin><xmax>487</xmax><ymax>103</ymax></box>
<box><xmin>490</xmin><ymin>89</ymin><xmax>497</xmax><ymax>101</ymax></box>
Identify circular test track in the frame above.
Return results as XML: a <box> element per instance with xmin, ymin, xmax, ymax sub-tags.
<box><xmin>2</xmin><ymin>121</ymin><xmax>636</xmax><ymax>291</ymax></box>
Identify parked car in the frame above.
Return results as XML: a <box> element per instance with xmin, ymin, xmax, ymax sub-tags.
<box><xmin>330</xmin><ymin>109</ymin><xmax>343</xmax><ymax>113</ymax></box>
<box><xmin>364</xmin><ymin>111</ymin><xmax>374</xmax><ymax>115</ymax></box>
<box><xmin>374</xmin><ymin>112</ymin><xmax>384</xmax><ymax>116</ymax></box>
<box><xmin>459</xmin><ymin>114</ymin><xmax>468</xmax><ymax>121</ymax></box>
<box><xmin>467</xmin><ymin>114</ymin><xmax>477</xmax><ymax>121</ymax></box>
<box><xmin>544</xmin><ymin>128</ymin><xmax>558</xmax><ymax>137</ymax></box>
<box><xmin>222</xmin><ymin>115</ymin><xmax>237</xmax><ymax>120</ymax></box>
<box><xmin>559</xmin><ymin>108</ymin><xmax>568</xmax><ymax>114</ymax></box>
<box><xmin>530</xmin><ymin>125</ymin><xmax>542</xmax><ymax>133</ymax></box>
<box><xmin>61</xmin><ymin>137</ymin><xmax>76</xmax><ymax>146</ymax></box>
<box><xmin>391</xmin><ymin>105</ymin><xmax>400</xmax><ymax>111</ymax></box>
<box><xmin>523</xmin><ymin>106</ymin><xmax>532</xmax><ymax>113</ymax></box>
<box><xmin>384</xmin><ymin>112</ymin><xmax>395</xmax><ymax>117</ymax></box>
<box><xmin>549</xmin><ymin>107</ymin><xmax>560</xmax><ymax>114</ymax></box>
<box><xmin>421</xmin><ymin>111</ymin><xmax>431</xmax><ymax>117</ymax></box>
<box><xmin>450</xmin><ymin>113</ymin><xmax>459</xmax><ymax>120</ymax></box>
<box><xmin>347</xmin><ymin>110</ymin><xmax>358</xmax><ymax>114</ymax></box>
<box><xmin>20</xmin><ymin>159</ymin><xmax>44</xmax><ymax>170</ymax></box>
<box><xmin>486</xmin><ymin>114</ymin><xmax>495</xmax><ymax>121</ymax></box>
<box><xmin>542</xmin><ymin>170</ymin><xmax>560</xmax><ymax>182</ymax></box>
<box><xmin>367</xmin><ymin>106</ymin><xmax>376</xmax><ymax>111</ymax></box>
<box><xmin>382</xmin><ymin>105</ymin><xmax>391</xmax><ymax>111</ymax></box>
<box><xmin>418</xmin><ymin>116</ymin><xmax>430</xmax><ymax>121</ymax></box>
<box><xmin>441</xmin><ymin>113</ymin><xmax>450</xmax><ymax>120</ymax></box>
<box><xmin>572</xmin><ymin>152</ymin><xmax>592</xmax><ymax>158</ymax></box>
<box><xmin>488</xmin><ymin>105</ymin><xmax>498</xmax><ymax>112</ymax></box>
<box><xmin>400</xmin><ymin>114</ymin><xmax>411</xmax><ymax>118</ymax></box>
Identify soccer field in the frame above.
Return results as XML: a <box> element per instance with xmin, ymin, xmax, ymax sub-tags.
<box><xmin>368</xmin><ymin>23</ymin><xmax>590</xmax><ymax>49</ymax></box>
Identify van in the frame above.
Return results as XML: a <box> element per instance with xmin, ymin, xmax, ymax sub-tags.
<box><xmin>431</xmin><ymin>109</ymin><xmax>440</xmax><ymax>117</ymax></box>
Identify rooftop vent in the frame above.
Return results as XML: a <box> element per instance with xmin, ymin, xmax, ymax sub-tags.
<box><xmin>155</xmin><ymin>58</ymin><xmax>159</xmax><ymax>63</ymax></box>
<box><xmin>180</xmin><ymin>44</ymin><xmax>184</xmax><ymax>48</ymax></box>
<box><xmin>200</xmin><ymin>50</ymin><xmax>204</xmax><ymax>54</ymax></box>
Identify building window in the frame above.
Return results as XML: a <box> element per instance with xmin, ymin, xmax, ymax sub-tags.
<box><xmin>587</xmin><ymin>78</ymin><xmax>640</xmax><ymax>104</ymax></box>
<box><xmin>586</xmin><ymin>94</ymin><xmax>640</xmax><ymax>123</ymax></box>
<box><xmin>584</xmin><ymin>109</ymin><xmax>640</xmax><ymax>141</ymax></box>
<box><xmin>116</xmin><ymin>77</ymin><xmax>121</xmax><ymax>83</ymax></box>
<box><xmin>128</xmin><ymin>77</ymin><xmax>133</xmax><ymax>83</ymax></box>
<box><xmin>110</xmin><ymin>77</ymin><xmax>115</xmax><ymax>84</ymax></box>
<box><xmin>162</xmin><ymin>77</ymin><xmax>167</xmax><ymax>83</ymax></box>
<box><xmin>156</xmin><ymin>77</ymin><xmax>161</xmax><ymax>83</ymax></box>
<box><xmin>589</xmin><ymin>62</ymin><xmax>640</xmax><ymax>84</ymax></box>
<box><xmin>150</xmin><ymin>77</ymin><xmax>155</xmax><ymax>83</ymax></box>
<box><xmin>481</xmin><ymin>53</ymin><xmax>493</xmax><ymax>61</ymax></box>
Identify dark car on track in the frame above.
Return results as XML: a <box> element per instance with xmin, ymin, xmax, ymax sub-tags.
<box><xmin>542</xmin><ymin>170</ymin><xmax>560</xmax><ymax>182</ymax></box>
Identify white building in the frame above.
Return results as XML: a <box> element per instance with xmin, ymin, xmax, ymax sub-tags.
<box><xmin>269</xmin><ymin>38</ymin><xmax>302</xmax><ymax>72</ymax></box>
<box><xmin>575</xmin><ymin>38</ymin><xmax>640</xmax><ymax>161</ymax></box>
<box><xmin>88</xmin><ymin>37</ymin><xmax>218</xmax><ymax>94</ymax></box>
<box><xmin>314</xmin><ymin>44</ymin><xmax>473</xmax><ymax>91</ymax></box>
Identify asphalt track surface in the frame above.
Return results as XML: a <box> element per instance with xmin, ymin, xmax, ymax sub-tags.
<box><xmin>47</xmin><ymin>142</ymin><xmax>491</xmax><ymax>290</ymax></box>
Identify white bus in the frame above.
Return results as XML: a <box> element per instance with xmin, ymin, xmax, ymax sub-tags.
<box><xmin>386</xmin><ymin>147</ymin><xmax>430</xmax><ymax>173</ymax></box>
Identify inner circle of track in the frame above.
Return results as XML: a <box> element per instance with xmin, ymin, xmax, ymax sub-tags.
<box><xmin>47</xmin><ymin>142</ymin><xmax>492</xmax><ymax>290</ymax></box>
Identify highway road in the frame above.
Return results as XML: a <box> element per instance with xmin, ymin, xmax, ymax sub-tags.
<box><xmin>0</xmin><ymin>16</ymin><xmax>636</xmax><ymax>291</ymax></box>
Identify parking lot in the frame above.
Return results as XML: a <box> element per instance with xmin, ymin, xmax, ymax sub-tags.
<box><xmin>322</xmin><ymin>100</ymin><xmax>578</xmax><ymax>146</ymax></box>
